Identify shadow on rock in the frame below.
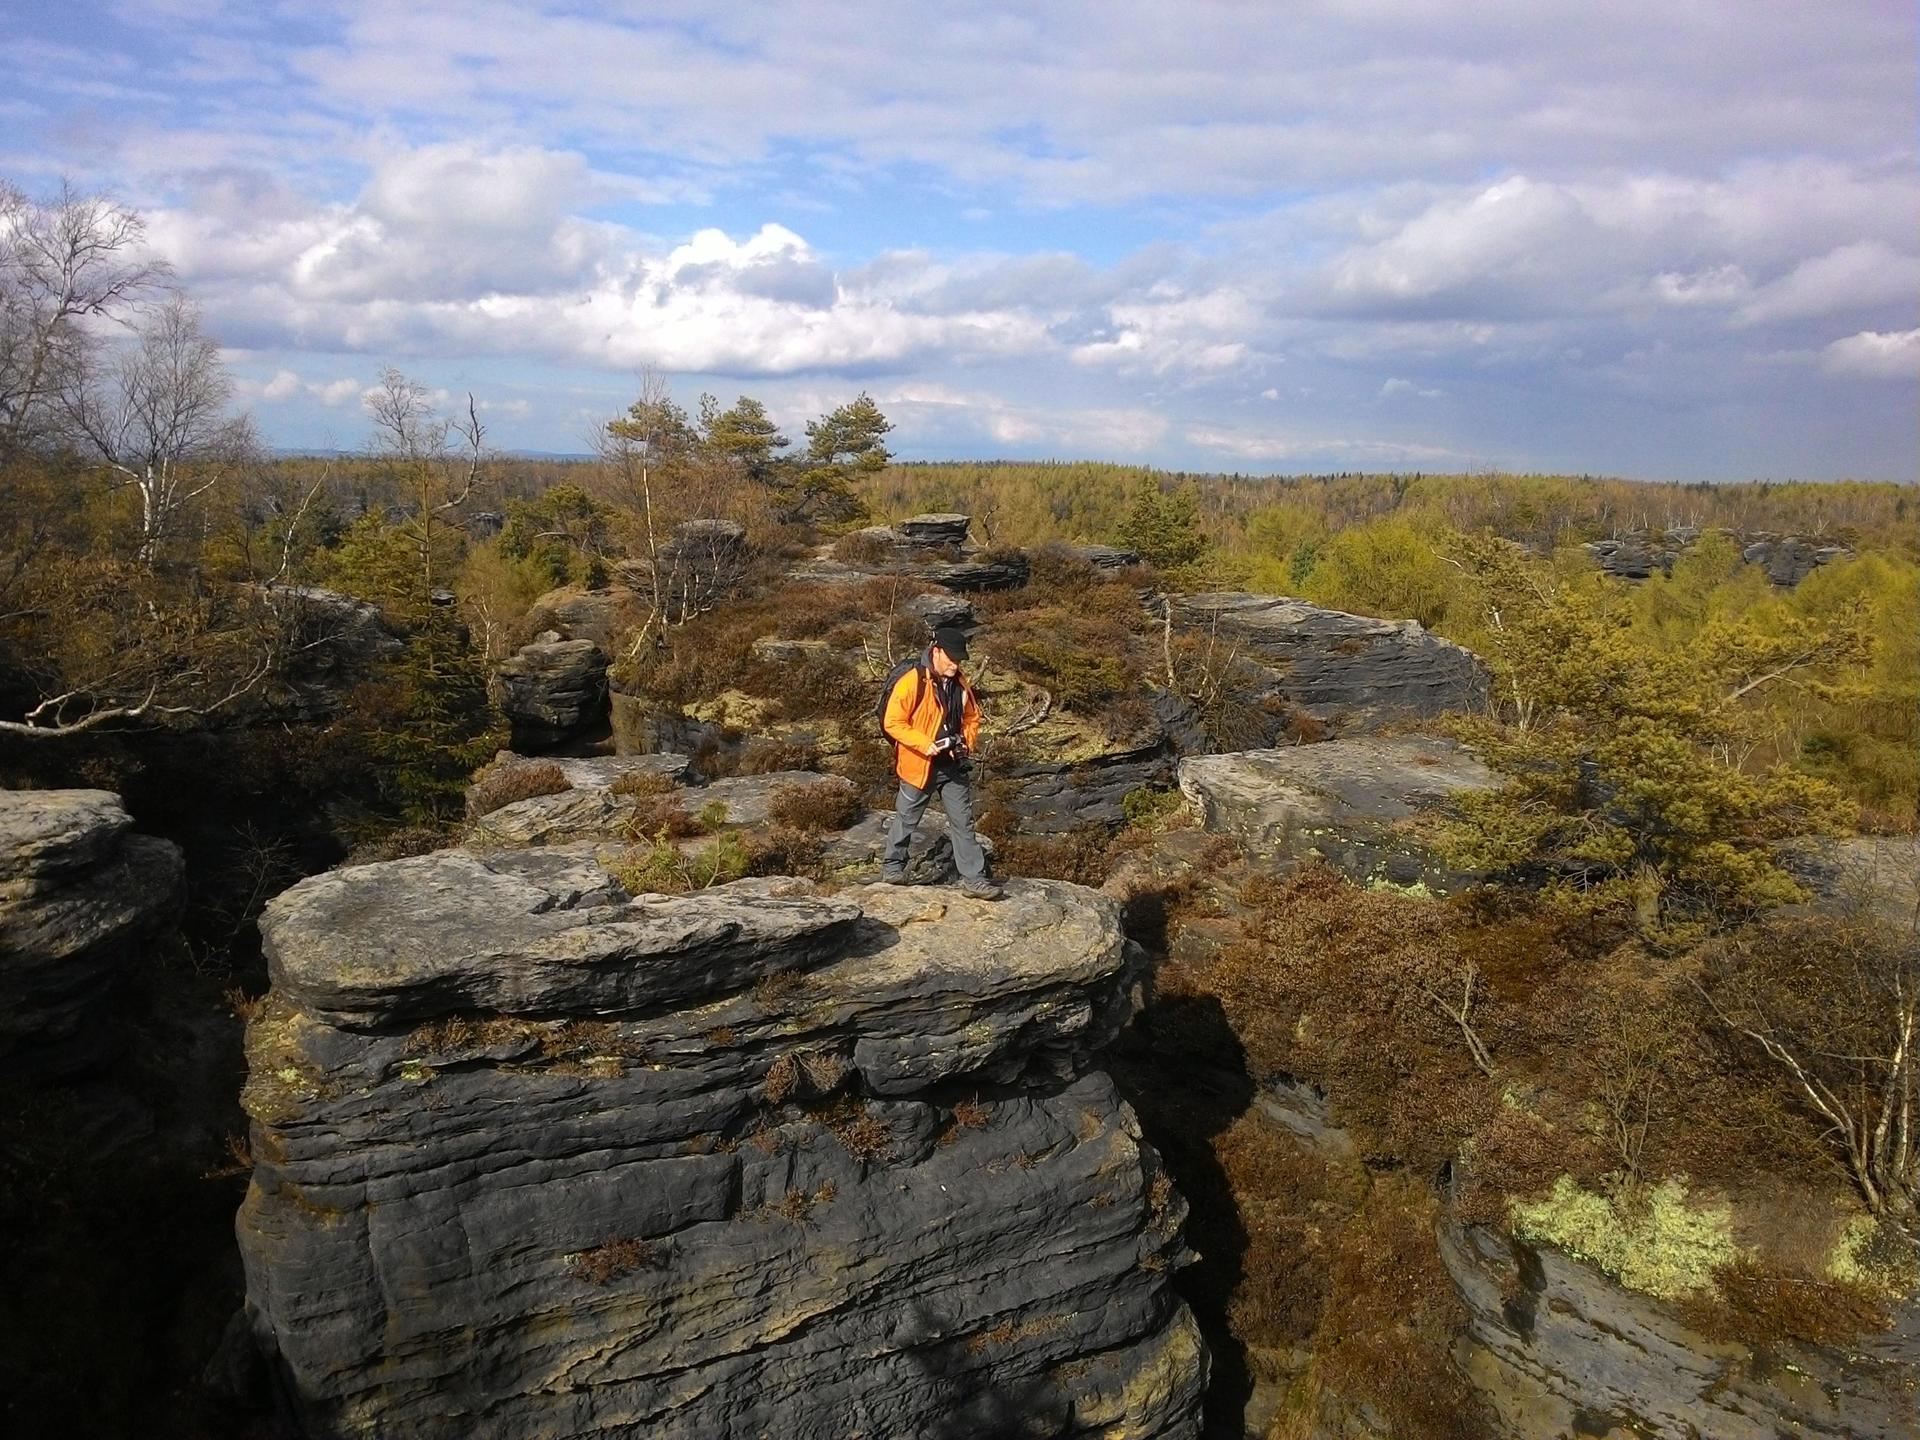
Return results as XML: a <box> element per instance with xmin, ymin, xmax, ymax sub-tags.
<box><xmin>1110</xmin><ymin>989</ymin><xmax>1256</xmax><ymax>1438</ymax></box>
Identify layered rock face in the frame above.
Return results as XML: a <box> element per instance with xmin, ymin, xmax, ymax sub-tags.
<box><xmin>1177</xmin><ymin>736</ymin><xmax>1496</xmax><ymax>893</ymax></box>
<box><xmin>1442</xmin><ymin>1223</ymin><xmax>1917</xmax><ymax>1439</ymax></box>
<box><xmin>0</xmin><ymin>789</ymin><xmax>184</xmax><ymax>1076</ymax></box>
<box><xmin>1171</xmin><ymin>593</ymin><xmax>1488</xmax><ymax>728</ymax></box>
<box><xmin>238</xmin><ymin>853</ymin><xmax>1206</xmax><ymax>1438</ymax></box>
<box><xmin>498</xmin><ymin>636</ymin><xmax>611</xmax><ymax>749</ymax></box>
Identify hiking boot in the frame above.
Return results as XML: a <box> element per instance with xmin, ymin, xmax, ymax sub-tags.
<box><xmin>881</xmin><ymin>865</ymin><xmax>908</xmax><ymax>884</ymax></box>
<box><xmin>958</xmin><ymin>876</ymin><xmax>1005</xmax><ymax>901</ymax></box>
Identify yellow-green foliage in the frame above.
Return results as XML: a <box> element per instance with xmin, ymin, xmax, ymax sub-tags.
<box><xmin>1511</xmin><ymin>1176</ymin><xmax>1738</xmax><ymax>1300</ymax></box>
<box><xmin>1828</xmin><ymin>1215</ymin><xmax>1919</xmax><ymax>1299</ymax></box>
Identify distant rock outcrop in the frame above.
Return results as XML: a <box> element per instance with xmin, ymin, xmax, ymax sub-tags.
<box><xmin>496</xmin><ymin>635</ymin><xmax>609</xmax><ymax>749</ymax></box>
<box><xmin>237</xmin><ymin>854</ymin><xmax>1206</xmax><ymax>1438</ymax></box>
<box><xmin>0</xmin><ymin>789</ymin><xmax>183</xmax><ymax>1076</ymax></box>
<box><xmin>1171</xmin><ymin>593</ymin><xmax>1490</xmax><ymax>729</ymax></box>
<box><xmin>1176</xmin><ymin>736</ymin><xmax>1496</xmax><ymax>893</ymax></box>
<box><xmin>1580</xmin><ymin>528</ymin><xmax>1853</xmax><ymax>587</ymax></box>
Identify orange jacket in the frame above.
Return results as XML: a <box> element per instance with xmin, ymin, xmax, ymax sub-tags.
<box><xmin>883</xmin><ymin>656</ymin><xmax>981</xmax><ymax>790</ymax></box>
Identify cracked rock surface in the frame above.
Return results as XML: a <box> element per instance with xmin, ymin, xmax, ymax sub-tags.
<box><xmin>239</xmin><ymin>853</ymin><xmax>1205</xmax><ymax>1438</ymax></box>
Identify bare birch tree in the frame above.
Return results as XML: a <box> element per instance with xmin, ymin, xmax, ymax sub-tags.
<box><xmin>63</xmin><ymin>295</ymin><xmax>255</xmax><ymax>568</ymax></box>
<box><xmin>1</xmin><ymin>180</ymin><xmax>170</xmax><ymax>453</ymax></box>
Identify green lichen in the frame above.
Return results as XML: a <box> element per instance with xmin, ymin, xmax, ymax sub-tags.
<box><xmin>1511</xmin><ymin>1175</ymin><xmax>1738</xmax><ymax>1300</ymax></box>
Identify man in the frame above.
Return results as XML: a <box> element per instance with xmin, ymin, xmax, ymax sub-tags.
<box><xmin>880</xmin><ymin>626</ymin><xmax>1002</xmax><ymax>899</ymax></box>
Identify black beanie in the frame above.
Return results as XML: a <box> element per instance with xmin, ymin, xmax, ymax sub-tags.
<box><xmin>932</xmin><ymin>626</ymin><xmax>969</xmax><ymax>661</ymax></box>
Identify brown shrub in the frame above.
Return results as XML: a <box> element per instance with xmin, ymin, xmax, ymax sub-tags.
<box><xmin>1212</xmin><ymin>1114</ymin><xmax>1365</xmax><ymax>1347</ymax></box>
<box><xmin>993</xmin><ymin>829</ymin><xmax>1119</xmax><ymax>886</ymax></box>
<box><xmin>467</xmin><ymin>757</ymin><xmax>571</xmax><ymax>817</ymax></box>
<box><xmin>828</xmin><ymin>1102</ymin><xmax>893</xmax><ymax>1162</ymax></box>
<box><xmin>1683</xmin><ymin>1258</ymin><xmax>1891</xmax><ymax>1349</ymax></box>
<box><xmin>762</xmin><ymin>651</ymin><xmax>869</xmax><ymax>724</ymax></box>
<box><xmin>840</xmin><ymin>736</ymin><xmax>898</xmax><ymax>805</ymax></box>
<box><xmin>608</xmin><ymin>769</ymin><xmax>677</xmax><ymax>798</ymax></box>
<box><xmin>568</xmin><ymin>1237</ymin><xmax>658</xmax><ymax>1285</ymax></box>
<box><xmin>736</xmin><ymin>736</ymin><xmax>820</xmax><ymax>774</ymax></box>
<box><xmin>768</xmin><ymin>780</ymin><xmax>862</xmax><ymax>833</ymax></box>
<box><xmin>1309</xmin><ymin>1176</ymin><xmax>1484</xmax><ymax>1440</ymax></box>
<box><xmin>832</xmin><ymin>530</ymin><xmax>895</xmax><ymax>565</ymax></box>
<box><xmin>743</xmin><ymin>824</ymin><xmax>828</xmax><ymax>879</ymax></box>
<box><xmin>1205</xmin><ymin>867</ymin><xmax>1500</xmax><ymax>1171</ymax></box>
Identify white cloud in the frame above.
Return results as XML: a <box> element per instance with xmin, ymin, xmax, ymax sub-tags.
<box><xmin>1379</xmin><ymin>378</ymin><xmax>1443</xmax><ymax>400</ymax></box>
<box><xmin>1822</xmin><ymin>328</ymin><xmax>1920</xmax><ymax>380</ymax></box>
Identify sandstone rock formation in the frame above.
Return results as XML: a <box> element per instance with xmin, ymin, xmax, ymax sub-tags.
<box><xmin>1176</xmin><ymin>735</ymin><xmax>1497</xmax><ymax>893</ymax></box>
<box><xmin>0</xmin><ymin>789</ymin><xmax>184</xmax><ymax>1076</ymax></box>
<box><xmin>1442</xmin><ymin>1221</ymin><xmax>1917</xmax><ymax>1439</ymax></box>
<box><xmin>1741</xmin><ymin>534</ymin><xmax>1854</xmax><ymax>587</ymax></box>
<box><xmin>1579</xmin><ymin>528</ymin><xmax>1853</xmax><ymax>587</ymax></box>
<box><xmin>237</xmin><ymin>853</ymin><xmax>1206</xmax><ymax>1437</ymax></box>
<box><xmin>1171</xmin><ymin>593</ymin><xmax>1488</xmax><ymax>728</ymax></box>
<box><xmin>525</xmin><ymin>585</ymin><xmax>644</xmax><ymax>655</ymax></box>
<box><xmin>497</xmin><ymin>636</ymin><xmax>610</xmax><ymax>749</ymax></box>
<box><xmin>997</xmin><ymin>732</ymin><xmax>1175</xmax><ymax>834</ymax></box>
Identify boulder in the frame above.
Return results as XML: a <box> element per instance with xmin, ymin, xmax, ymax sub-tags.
<box><xmin>472</xmin><ymin>771</ymin><xmax>858</xmax><ymax>847</ymax></box>
<box><xmin>1171</xmin><ymin>593</ymin><xmax>1488</xmax><ymax>728</ymax></box>
<box><xmin>1742</xmin><ymin>535</ymin><xmax>1854</xmax><ymax>587</ymax></box>
<box><xmin>905</xmin><ymin>591</ymin><xmax>976</xmax><ymax>631</ymax></box>
<box><xmin>496</xmin><ymin>637</ymin><xmax>609</xmax><ymax>749</ymax></box>
<box><xmin>525</xmin><ymin>585</ymin><xmax>643</xmax><ymax>655</ymax></box>
<box><xmin>238</xmin><ymin>858</ymin><xmax>1206</xmax><ymax>1437</ymax></box>
<box><xmin>1069</xmin><ymin>543</ymin><xmax>1141</xmax><ymax>571</ymax></box>
<box><xmin>465</xmin><ymin>752</ymin><xmax>693</xmax><ymax>820</ymax></box>
<box><xmin>927</xmin><ymin>554</ymin><xmax>1031</xmax><ymax>592</ymax></box>
<box><xmin>897</xmin><ymin>512</ymin><xmax>973</xmax><ymax>547</ymax></box>
<box><xmin>1776</xmin><ymin>833</ymin><xmax>1920</xmax><ymax>931</ymax></box>
<box><xmin>1584</xmin><ymin>535</ymin><xmax>1676</xmax><ymax>580</ymax></box>
<box><xmin>0</xmin><ymin>789</ymin><xmax>184</xmax><ymax>1076</ymax></box>
<box><xmin>996</xmin><ymin>732</ymin><xmax>1175</xmax><ymax>834</ymax></box>
<box><xmin>1176</xmin><ymin>735</ymin><xmax>1497</xmax><ymax>893</ymax></box>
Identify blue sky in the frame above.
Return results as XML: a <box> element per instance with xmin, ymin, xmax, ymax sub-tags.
<box><xmin>5</xmin><ymin>0</ymin><xmax>1916</xmax><ymax>478</ymax></box>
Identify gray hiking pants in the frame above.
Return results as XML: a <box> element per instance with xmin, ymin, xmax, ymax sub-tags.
<box><xmin>883</xmin><ymin>765</ymin><xmax>988</xmax><ymax>882</ymax></box>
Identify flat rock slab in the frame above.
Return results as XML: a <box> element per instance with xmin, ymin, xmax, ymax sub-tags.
<box><xmin>0</xmin><ymin>790</ymin><xmax>183</xmax><ymax>1076</ymax></box>
<box><xmin>1172</xmin><ymin>592</ymin><xmax>1488</xmax><ymax>727</ymax></box>
<box><xmin>239</xmin><ymin>860</ymin><xmax>1205</xmax><ymax>1438</ymax></box>
<box><xmin>472</xmin><ymin>770</ymin><xmax>855</xmax><ymax>847</ymax></box>
<box><xmin>0</xmin><ymin>788</ymin><xmax>132</xmax><ymax>882</ymax></box>
<box><xmin>1177</xmin><ymin>735</ymin><xmax>1496</xmax><ymax>893</ymax></box>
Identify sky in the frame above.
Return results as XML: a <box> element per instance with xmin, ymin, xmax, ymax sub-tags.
<box><xmin>4</xmin><ymin>0</ymin><xmax>1916</xmax><ymax>479</ymax></box>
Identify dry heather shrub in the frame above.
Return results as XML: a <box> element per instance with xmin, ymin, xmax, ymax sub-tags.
<box><xmin>762</xmin><ymin>1053</ymin><xmax>799</xmax><ymax>1104</ymax></box>
<box><xmin>832</xmin><ymin>530</ymin><xmax>894</xmax><ymax>565</ymax></box>
<box><xmin>737</xmin><ymin>736</ymin><xmax>820</xmax><ymax>774</ymax></box>
<box><xmin>993</xmin><ymin>827</ymin><xmax>1118</xmax><ymax>886</ymax></box>
<box><xmin>1684</xmin><ymin>1257</ymin><xmax>1891</xmax><ymax>1349</ymax></box>
<box><xmin>608</xmin><ymin>769</ymin><xmax>677</xmax><ymax>798</ymax></box>
<box><xmin>1308</xmin><ymin>1176</ymin><xmax>1483</xmax><ymax>1440</ymax></box>
<box><xmin>768</xmin><ymin>780</ymin><xmax>862</xmax><ymax>833</ymax></box>
<box><xmin>468</xmin><ymin>756</ymin><xmax>571</xmax><ymax>816</ymax></box>
<box><xmin>1209</xmin><ymin>866</ymin><xmax>1501</xmax><ymax>1169</ymax></box>
<box><xmin>1213</xmin><ymin>1114</ymin><xmax>1365</xmax><ymax>1348</ymax></box>
<box><xmin>828</xmin><ymin>1102</ymin><xmax>893</xmax><ymax>1162</ymax></box>
<box><xmin>741</xmin><ymin>824</ymin><xmax>827</xmax><ymax>880</ymax></box>
<box><xmin>568</xmin><ymin>1237</ymin><xmax>657</xmax><ymax>1284</ymax></box>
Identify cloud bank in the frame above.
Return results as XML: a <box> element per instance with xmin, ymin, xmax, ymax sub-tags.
<box><xmin>5</xmin><ymin>1</ymin><xmax>1913</xmax><ymax>477</ymax></box>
